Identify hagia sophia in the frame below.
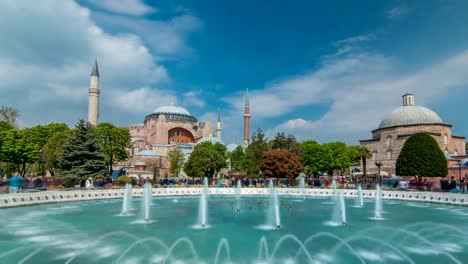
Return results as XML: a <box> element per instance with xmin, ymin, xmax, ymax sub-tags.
<box><xmin>87</xmin><ymin>61</ymin><xmax>247</xmax><ymax>179</ymax></box>
<box><xmin>87</xmin><ymin>61</ymin><xmax>466</xmax><ymax>179</ymax></box>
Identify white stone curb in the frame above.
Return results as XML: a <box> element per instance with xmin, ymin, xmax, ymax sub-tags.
<box><xmin>0</xmin><ymin>188</ymin><xmax>467</xmax><ymax>208</ymax></box>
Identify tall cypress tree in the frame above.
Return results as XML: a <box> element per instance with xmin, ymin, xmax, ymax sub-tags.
<box><xmin>57</xmin><ymin>120</ymin><xmax>107</xmax><ymax>179</ymax></box>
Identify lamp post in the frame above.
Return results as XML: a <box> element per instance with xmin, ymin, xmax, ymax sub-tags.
<box><xmin>458</xmin><ymin>160</ymin><xmax>462</xmax><ymax>192</ymax></box>
<box><xmin>375</xmin><ymin>161</ymin><xmax>383</xmax><ymax>185</ymax></box>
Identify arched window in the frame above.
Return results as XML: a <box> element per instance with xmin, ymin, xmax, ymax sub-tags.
<box><xmin>373</xmin><ymin>151</ymin><xmax>378</xmax><ymax>162</ymax></box>
<box><xmin>443</xmin><ymin>135</ymin><xmax>448</xmax><ymax>144</ymax></box>
<box><xmin>387</xmin><ymin>150</ymin><xmax>392</xmax><ymax>160</ymax></box>
<box><xmin>386</xmin><ymin>136</ymin><xmax>392</xmax><ymax>147</ymax></box>
<box><xmin>444</xmin><ymin>149</ymin><xmax>448</xmax><ymax>155</ymax></box>
<box><xmin>454</xmin><ymin>150</ymin><xmax>458</xmax><ymax>155</ymax></box>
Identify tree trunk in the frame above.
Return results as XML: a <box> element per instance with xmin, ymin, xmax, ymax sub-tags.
<box><xmin>362</xmin><ymin>157</ymin><xmax>367</xmax><ymax>178</ymax></box>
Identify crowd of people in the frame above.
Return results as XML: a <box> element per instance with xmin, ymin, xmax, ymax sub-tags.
<box><xmin>1</xmin><ymin>174</ymin><xmax>466</xmax><ymax>194</ymax></box>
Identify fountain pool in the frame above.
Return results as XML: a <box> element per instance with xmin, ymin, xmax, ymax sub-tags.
<box><xmin>1</xmin><ymin>194</ymin><xmax>468</xmax><ymax>263</ymax></box>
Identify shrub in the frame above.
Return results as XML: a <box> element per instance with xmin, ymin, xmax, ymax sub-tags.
<box><xmin>396</xmin><ymin>133</ymin><xmax>448</xmax><ymax>177</ymax></box>
<box><xmin>116</xmin><ymin>176</ymin><xmax>132</xmax><ymax>185</ymax></box>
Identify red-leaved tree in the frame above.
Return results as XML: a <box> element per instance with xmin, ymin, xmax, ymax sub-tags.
<box><xmin>261</xmin><ymin>149</ymin><xmax>303</xmax><ymax>181</ymax></box>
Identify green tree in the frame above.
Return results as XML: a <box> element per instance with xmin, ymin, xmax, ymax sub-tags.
<box><xmin>57</xmin><ymin>120</ymin><xmax>107</xmax><ymax>179</ymax></box>
<box><xmin>269</xmin><ymin>132</ymin><xmax>302</xmax><ymax>155</ymax></box>
<box><xmin>0</xmin><ymin>123</ymin><xmax>68</xmax><ymax>176</ymax></box>
<box><xmin>321</xmin><ymin>142</ymin><xmax>351</xmax><ymax>175</ymax></box>
<box><xmin>183</xmin><ymin>142</ymin><xmax>227</xmax><ymax>179</ymax></box>
<box><xmin>0</xmin><ymin>121</ymin><xmax>13</xmax><ymax>133</ymax></box>
<box><xmin>168</xmin><ymin>148</ymin><xmax>184</xmax><ymax>177</ymax></box>
<box><xmin>229</xmin><ymin>146</ymin><xmax>246</xmax><ymax>171</ymax></box>
<box><xmin>396</xmin><ymin>133</ymin><xmax>448</xmax><ymax>177</ymax></box>
<box><xmin>0</xmin><ymin>106</ymin><xmax>19</xmax><ymax>126</ymax></box>
<box><xmin>94</xmin><ymin>122</ymin><xmax>130</xmax><ymax>174</ymax></box>
<box><xmin>261</xmin><ymin>149</ymin><xmax>303</xmax><ymax>181</ymax></box>
<box><xmin>300</xmin><ymin>140</ymin><xmax>322</xmax><ymax>175</ymax></box>
<box><xmin>244</xmin><ymin>128</ymin><xmax>268</xmax><ymax>177</ymax></box>
<box><xmin>42</xmin><ymin>130</ymin><xmax>73</xmax><ymax>176</ymax></box>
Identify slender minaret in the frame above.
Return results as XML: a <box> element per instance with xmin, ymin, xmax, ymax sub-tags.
<box><xmin>216</xmin><ymin>108</ymin><xmax>222</xmax><ymax>140</ymax></box>
<box><xmin>88</xmin><ymin>60</ymin><xmax>100</xmax><ymax>125</ymax></box>
<box><xmin>243</xmin><ymin>88</ymin><xmax>250</xmax><ymax>148</ymax></box>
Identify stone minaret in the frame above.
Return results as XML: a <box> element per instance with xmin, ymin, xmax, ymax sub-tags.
<box><xmin>216</xmin><ymin>108</ymin><xmax>222</xmax><ymax>140</ymax></box>
<box><xmin>402</xmin><ymin>93</ymin><xmax>415</xmax><ymax>106</ymax></box>
<box><xmin>88</xmin><ymin>60</ymin><xmax>100</xmax><ymax>125</ymax></box>
<box><xmin>243</xmin><ymin>88</ymin><xmax>250</xmax><ymax>148</ymax></box>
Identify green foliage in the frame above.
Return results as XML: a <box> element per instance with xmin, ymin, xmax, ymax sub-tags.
<box><xmin>94</xmin><ymin>122</ymin><xmax>130</xmax><ymax>173</ymax></box>
<box><xmin>229</xmin><ymin>146</ymin><xmax>246</xmax><ymax>171</ymax></box>
<box><xmin>261</xmin><ymin>149</ymin><xmax>303</xmax><ymax>180</ymax></box>
<box><xmin>168</xmin><ymin>148</ymin><xmax>184</xmax><ymax>177</ymax></box>
<box><xmin>244</xmin><ymin>128</ymin><xmax>268</xmax><ymax>177</ymax></box>
<box><xmin>300</xmin><ymin>141</ymin><xmax>361</xmax><ymax>176</ymax></box>
<box><xmin>42</xmin><ymin>130</ymin><xmax>73</xmax><ymax>176</ymax></box>
<box><xmin>396</xmin><ymin>133</ymin><xmax>448</xmax><ymax>177</ymax></box>
<box><xmin>183</xmin><ymin>142</ymin><xmax>227</xmax><ymax>178</ymax></box>
<box><xmin>269</xmin><ymin>132</ymin><xmax>302</xmax><ymax>155</ymax></box>
<box><xmin>0</xmin><ymin>121</ymin><xmax>13</xmax><ymax>133</ymax></box>
<box><xmin>57</xmin><ymin>120</ymin><xmax>107</xmax><ymax>179</ymax></box>
<box><xmin>116</xmin><ymin>176</ymin><xmax>132</xmax><ymax>184</ymax></box>
<box><xmin>0</xmin><ymin>122</ymin><xmax>68</xmax><ymax>176</ymax></box>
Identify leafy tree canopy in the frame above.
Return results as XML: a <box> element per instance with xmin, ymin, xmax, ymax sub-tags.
<box><xmin>0</xmin><ymin>106</ymin><xmax>19</xmax><ymax>126</ymax></box>
<box><xmin>42</xmin><ymin>130</ymin><xmax>73</xmax><ymax>176</ymax></box>
<box><xmin>168</xmin><ymin>148</ymin><xmax>185</xmax><ymax>177</ymax></box>
<box><xmin>229</xmin><ymin>145</ymin><xmax>246</xmax><ymax>171</ymax></box>
<box><xmin>94</xmin><ymin>122</ymin><xmax>130</xmax><ymax>173</ymax></box>
<box><xmin>183</xmin><ymin>142</ymin><xmax>227</xmax><ymax>179</ymax></box>
<box><xmin>244</xmin><ymin>128</ymin><xmax>268</xmax><ymax>177</ymax></box>
<box><xmin>269</xmin><ymin>132</ymin><xmax>302</xmax><ymax>156</ymax></box>
<box><xmin>396</xmin><ymin>133</ymin><xmax>448</xmax><ymax>177</ymax></box>
<box><xmin>261</xmin><ymin>149</ymin><xmax>303</xmax><ymax>180</ymax></box>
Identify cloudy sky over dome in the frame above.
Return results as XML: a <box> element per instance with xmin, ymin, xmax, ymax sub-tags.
<box><xmin>0</xmin><ymin>0</ymin><xmax>467</xmax><ymax>144</ymax></box>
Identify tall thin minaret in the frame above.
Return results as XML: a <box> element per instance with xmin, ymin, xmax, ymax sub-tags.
<box><xmin>216</xmin><ymin>108</ymin><xmax>222</xmax><ymax>140</ymax></box>
<box><xmin>88</xmin><ymin>60</ymin><xmax>100</xmax><ymax>125</ymax></box>
<box><xmin>243</xmin><ymin>88</ymin><xmax>250</xmax><ymax>148</ymax></box>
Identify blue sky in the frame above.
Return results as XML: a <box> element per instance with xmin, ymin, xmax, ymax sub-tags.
<box><xmin>0</xmin><ymin>0</ymin><xmax>467</xmax><ymax>144</ymax></box>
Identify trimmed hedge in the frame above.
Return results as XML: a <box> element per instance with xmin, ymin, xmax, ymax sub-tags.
<box><xmin>396</xmin><ymin>133</ymin><xmax>448</xmax><ymax>177</ymax></box>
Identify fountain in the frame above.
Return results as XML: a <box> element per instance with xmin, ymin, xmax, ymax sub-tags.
<box><xmin>328</xmin><ymin>190</ymin><xmax>346</xmax><ymax>226</ymax></box>
<box><xmin>121</xmin><ymin>183</ymin><xmax>132</xmax><ymax>215</ymax></box>
<box><xmin>373</xmin><ymin>184</ymin><xmax>384</xmax><ymax>220</ymax></box>
<box><xmin>142</xmin><ymin>182</ymin><xmax>152</xmax><ymax>222</ymax></box>
<box><xmin>198</xmin><ymin>177</ymin><xmax>208</xmax><ymax>228</ymax></box>
<box><xmin>235</xmin><ymin>179</ymin><xmax>242</xmax><ymax>213</ymax></box>
<box><xmin>269</xmin><ymin>179</ymin><xmax>281</xmax><ymax>229</ymax></box>
<box><xmin>354</xmin><ymin>184</ymin><xmax>364</xmax><ymax>208</ymax></box>
<box><xmin>299</xmin><ymin>177</ymin><xmax>305</xmax><ymax>200</ymax></box>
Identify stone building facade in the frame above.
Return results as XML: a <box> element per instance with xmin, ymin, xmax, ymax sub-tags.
<box><xmin>360</xmin><ymin>93</ymin><xmax>466</xmax><ymax>176</ymax></box>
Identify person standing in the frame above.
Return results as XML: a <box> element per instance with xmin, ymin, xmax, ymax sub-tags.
<box><xmin>8</xmin><ymin>175</ymin><xmax>22</xmax><ymax>194</ymax></box>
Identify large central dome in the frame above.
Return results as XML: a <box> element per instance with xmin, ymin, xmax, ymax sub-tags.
<box><xmin>145</xmin><ymin>103</ymin><xmax>197</xmax><ymax>123</ymax></box>
<box><xmin>153</xmin><ymin>105</ymin><xmax>192</xmax><ymax>116</ymax></box>
<box><xmin>378</xmin><ymin>105</ymin><xmax>444</xmax><ymax>129</ymax></box>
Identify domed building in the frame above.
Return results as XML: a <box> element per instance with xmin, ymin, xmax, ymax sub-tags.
<box><xmin>125</xmin><ymin>101</ymin><xmax>218</xmax><ymax>178</ymax></box>
<box><xmin>359</xmin><ymin>93</ymin><xmax>466</xmax><ymax>176</ymax></box>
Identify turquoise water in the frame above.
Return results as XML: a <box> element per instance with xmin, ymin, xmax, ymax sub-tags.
<box><xmin>1</xmin><ymin>195</ymin><xmax>467</xmax><ymax>263</ymax></box>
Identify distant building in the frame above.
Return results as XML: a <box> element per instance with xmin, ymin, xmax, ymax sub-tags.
<box><xmin>359</xmin><ymin>93</ymin><xmax>466</xmax><ymax>176</ymax></box>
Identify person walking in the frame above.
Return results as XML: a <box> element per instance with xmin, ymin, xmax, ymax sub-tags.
<box><xmin>8</xmin><ymin>175</ymin><xmax>22</xmax><ymax>194</ymax></box>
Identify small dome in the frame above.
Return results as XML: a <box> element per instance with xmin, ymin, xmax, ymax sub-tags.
<box><xmin>226</xmin><ymin>143</ymin><xmax>239</xmax><ymax>152</ymax></box>
<box><xmin>197</xmin><ymin>137</ymin><xmax>224</xmax><ymax>145</ymax></box>
<box><xmin>153</xmin><ymin>106</ymin><xmax>192</xmax><ymax>116</ymax></box>
<box><xmin>135</xmin><ymin>150</ymin><xmax>160</xmax><ymax>156</ymax></box>
<box><xmin>378</xmin><ymin>105</ymin><xmax>444</xmax><ymax>129</ymax></box>
<box><xmin>135</xmin><ymin>161</ymin><xmax>146</xmax><ymax>166</ymax></box>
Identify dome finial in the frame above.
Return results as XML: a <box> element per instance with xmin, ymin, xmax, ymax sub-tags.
<box><xmin>402</xmin><ymin>93</ymin><xmax>415</xmax><ymax>106</ymax></box>
<box><xmin>170</xmin><ymin>99</ymin><xmax>175</xmax><ymax>106</ymax></box>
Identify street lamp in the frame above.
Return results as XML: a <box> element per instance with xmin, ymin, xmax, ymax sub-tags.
<box><xmin>458</xmin><ymin>160</ymin><xmax>462</xmax><ymax>192</ymax></box>
<box><xmin>375</xmin><ymin>161</ymin><xmax>383</xmax><ymax>185</ymax></box>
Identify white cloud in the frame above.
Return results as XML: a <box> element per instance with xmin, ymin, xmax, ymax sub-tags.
<box><xmin>90</xmin><ymin>0</ymin><xmax>155</xmax><ymax>16</ymax></box>
<box><xmin>0</xmin><ymin>0</ymin><xmax>202</xmax><ymax>127</ymax></box>
<box><xmin>93</xmin><ymin>12</ymin><xmax>202</xmax><ymax>58</ymax></box>
<box><xmin>261</xmin><ymin>49</ymin><xmax>468</xmax><ymax>143</ymax></box>
<box><xmin>183</xmin><ymin>90</ymin><xmax>206</xmax><ymax>108</ymax></box>
<box><xmin>386</xmin><ymin>6</ymin><xmax>409</xmax><ymax>20</ymax></box>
